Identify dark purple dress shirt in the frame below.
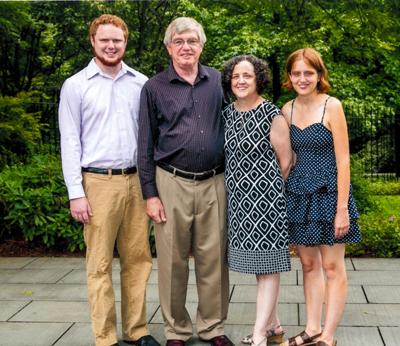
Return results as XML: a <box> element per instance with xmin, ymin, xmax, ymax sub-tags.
<box><xmin>138</xmin><ymin>63</ymin><xmax>225</xmax><ymax>199</ymax></box>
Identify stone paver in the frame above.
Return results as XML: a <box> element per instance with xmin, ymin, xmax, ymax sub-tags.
<box><xmin>300</xmin><ymin>303</ymin><xmax>400</xmax><ymax>326</ymax></box>
<box><xmin>0</xmin><ymin>257</ymin><xmax>37</xmax><ymax>269</ymax></box>
<box><xmin>0</xmin><ymin>301</ymin><xmax>31</xmax><ymax>321</ymax></box>
<box><xmin>0</xmin><ymin>257</ymin><xmax>398</xmax><ymax>346</ymax></box>
<box><xmin>0</xmin><ymin>268</ymin><xmax>72</xmax><ymax>284</ymax></box>
<box><xmin>364</xmin><ymin>285</ymin><xmax>400</xmax><ymax>303</ymax></box>
<box><xmin>379</xmin><ymin>326</ymin><xmax>400</xmax><ymax>346</ymax></box>
<box><xmin>0</xmin><ymin>322</ymin><xmax>71</xmax><ymax>346</ymax></box>
<box><xmin>352</xmin><ymin>258</ymin><xmax>400</xmax><ymax>271</ymax></box>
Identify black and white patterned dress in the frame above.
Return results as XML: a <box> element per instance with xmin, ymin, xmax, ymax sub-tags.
<box><xmin>223</xmin><ymin>101</ymin><xmax>291</xmax><ymax>274</ymax></box>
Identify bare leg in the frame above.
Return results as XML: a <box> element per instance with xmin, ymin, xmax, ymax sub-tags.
<box><xmin>252</xmin><ymin>273</ymin><xmax>280</xmax><ymax>345</ymax></box>
<box><xmin>298</xmin><ymin>245</ymin><xmax>324</xmax><ymax>338</ymax></box>
<box><xmin>318</xmin><ymin>244</ymin><xmax>347</xmax><ymax>345</ymax></box>
<box><xmin>266</xmin><ymin>299</ymin><xmax>284</xmax><ymax>335</ymax></box>
<box><xmin>282</xmin><ymin>246</ymin><xmax>324</xmax><ymax>346</ymax></box>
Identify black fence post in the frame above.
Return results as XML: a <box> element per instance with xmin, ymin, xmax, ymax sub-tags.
<box><xmin>396</xmin><ymin>112</ymin><xmax>400</xmax><ymax>178</ymax></box>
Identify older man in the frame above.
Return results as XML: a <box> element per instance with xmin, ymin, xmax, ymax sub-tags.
<box><xmin>138</xmin><ymin>17</ymin><xmax>232</xmax><ymax>346</ymax></box>
<box><xmin>59</xmin><ymin>14</ymin><xmax>159</xmax><ymax>346</ymax></box>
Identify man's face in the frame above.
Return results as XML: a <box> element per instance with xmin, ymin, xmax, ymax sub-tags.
<box><xmin>166</xmin><ymin>30</ymin><xmax>203</xmax><ymax>70</ymax></box>
<box><xmin>90</xmin><ymin>24</ymin><xmax>127</xmax><ymax>67</ymax></box>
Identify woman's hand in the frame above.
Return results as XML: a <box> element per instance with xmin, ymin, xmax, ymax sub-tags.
<box><xmin>334</xmin><ymin>207</ymin><xmax>350</xmax><ymax>239</ymax></box>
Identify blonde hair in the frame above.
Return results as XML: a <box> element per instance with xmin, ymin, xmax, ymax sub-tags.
<box><xmin>89</xmin><ymin>14</ymin><xmax>129</xmax><ymax>42</ymax></box>
<box><xmin>282</xmin><ymin>48</ymin><xmax>330</xmax><ymax>93</ymax></box>
<box><xmin>163</xmin><ymin>17</ymin><xmax>206</xmax><ymax>46</ymax></box>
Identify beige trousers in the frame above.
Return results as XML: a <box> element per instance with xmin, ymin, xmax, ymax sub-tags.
<box><xmin>83</xmin><ymin>172</ymin><xmax>152</xmax><ymax>346</ymax></box>
<box><xmin>155</xmin><ymin>167</ymin><xmax>229</xmax><ymax>341</ymax></box>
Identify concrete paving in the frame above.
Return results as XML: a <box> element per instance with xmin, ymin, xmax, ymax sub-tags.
<box><xmin>0</xmin><ymin>257</ymin><xmax>399</xmax><ymax>346</ymax></box>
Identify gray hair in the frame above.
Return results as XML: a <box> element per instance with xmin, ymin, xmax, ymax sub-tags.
<box><xmin>163</xmin><ymin>17</ymin><xmax>206</xmax><ymax>46</ymax></box>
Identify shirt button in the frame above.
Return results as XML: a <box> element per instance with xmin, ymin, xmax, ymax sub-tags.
<box><xmin>200</xmin><ymin>130</ymin><xmax>204</xmax><ymax>134</ymax></box>
<box><xmin>198</xmin><ymin>115</ymin><xmax>201</xmax><ymax>118</ymax></box>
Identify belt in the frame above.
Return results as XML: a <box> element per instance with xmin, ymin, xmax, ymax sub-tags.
<box><xmin>157</xmin><ymin>162</ymin><xmax>224</xmax><ymax>181</ymax></box>
<box><xmin>82</xmin><ymin>167</ymin><xmax>137</xmax><ymax>175</ymax></box>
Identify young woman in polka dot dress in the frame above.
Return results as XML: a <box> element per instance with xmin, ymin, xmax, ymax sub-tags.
<box><xmin>280</xmin><ymin>48</ymin><xmax>361</xmax><ymax>346</ymax></box>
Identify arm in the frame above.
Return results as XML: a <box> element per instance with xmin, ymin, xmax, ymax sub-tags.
<box><xmin>281</xmin><ymin>101</ymin><xmax>297</xmax><ymax>167</ymax></box>
<box><xmin>270</xmin><ymin>113</ymin><xmax>292</xmax><ymax>180</ymax></box>
<box><xmin>327</xmin><ymin>97</ymin><xmax>350</xmax><ymax>239</ymax></box>
<box><xmin>137</xmin><ymin>84</ymin><xmax>166</xmax><ymax>223</ymax></box>
<box><xmin>58</xmin><ymin>79</ymin><xmax>92</xmax><ymax>224</ymax></box>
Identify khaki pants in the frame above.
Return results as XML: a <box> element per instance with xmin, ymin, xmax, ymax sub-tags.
<box><xmin>155</xmin><ymin>167</ymin><xmax>229</xmax><ymax>341</ymax></box>
<box><xmin>83</xmin><ymin>172</ymin><xmax>152</xmax><ymax>346</ymax></box>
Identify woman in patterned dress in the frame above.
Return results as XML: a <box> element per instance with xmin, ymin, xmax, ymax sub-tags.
<box><xmin>280</xmin><ymin>48</ymin><xmax>361</xmax><ymax>346</ymax></box>
<box><xmin>221</xmin><ymin>55</ymin><xmax>292</xmax><ymax>346</ymax></box>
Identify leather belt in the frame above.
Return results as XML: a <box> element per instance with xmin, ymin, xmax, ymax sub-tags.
<box><xmin>157</xmin><ymin>162</ymin><xmax>224</xmax><ymax>181</ymax></box>
<box><xmin>82</xmin><ymin>167</ymin><xmax>137</xmax><ymax>175</ymax></box>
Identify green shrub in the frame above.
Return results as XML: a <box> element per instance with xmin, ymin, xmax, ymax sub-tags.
<box><xmin>346</xmin><ymin>213</ymin><xmax>400</xmax><ymax>257</ymax></box>
<box><xmin>350</xmin><ymin>157</ymin><xmax>377</xmax><ymax>214</ymax></box>
<box><xmin>369</xmin><ymin>180</ymin><xmax>400</xmax><ymax>195</ymax></box>
<box><xmin>0</xmin><ymin>92</ymin><xmax>44</xmax><ymax>169</ymax></box>
<box><xmin>0</xmin><ymin>153</ymin><xmax>84</xmax><ymax>252</ymax></box>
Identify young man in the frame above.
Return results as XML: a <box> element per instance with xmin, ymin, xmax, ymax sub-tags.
<box><xmin>59</xmin><ymin>14</ymin><xmax>159</xmax><ymax>346</ymax></box>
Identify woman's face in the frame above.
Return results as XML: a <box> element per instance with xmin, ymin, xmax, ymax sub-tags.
<box><xmin>231</xmin><ymin>60</ymin><xmax>258</xmax><ymax>100</ymax></box>
<box><xmin>289</xmin><ymin>59</ymin><xmax>319</xmax><ymax>96</ymax></box>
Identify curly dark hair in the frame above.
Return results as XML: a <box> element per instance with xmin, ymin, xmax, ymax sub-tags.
<box><xmin>221</xmin><ymin>55</ymin><xmax>271</xmax><ymax>101</ymax></box>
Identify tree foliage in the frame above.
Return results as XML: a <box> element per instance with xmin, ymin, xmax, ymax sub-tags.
<box><xmin>1</xmin><ymin>0</ymin><xmax>398</xmax><ymax>107</ymax></box>
<box><xmin>0</xmin><ymin>0</ymin><xmax>398</xmax><ymax>159</ymax></box>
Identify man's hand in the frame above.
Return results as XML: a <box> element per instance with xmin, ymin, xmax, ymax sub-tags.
<box><xmin>146</xmin><ymin>197</ymin><xmax>166</xmax><ymax>224</ymax></box>
<box><xmin>70</xmin><ymin>197</ymin><xmax>93</xmax><ymax>224</ymax></box>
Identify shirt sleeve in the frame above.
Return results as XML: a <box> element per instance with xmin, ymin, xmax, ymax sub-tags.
<box><xmin>58</xmin><ymin>78</ymin><xmax>85</xmax><ymax>200</ymax></box>
<box><xmin>137</xmin><ymin>83</ymin><xmax>159</xmax><ymax>199</ymax></box>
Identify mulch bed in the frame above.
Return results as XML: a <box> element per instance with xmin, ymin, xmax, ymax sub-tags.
<box><xmin>0</xmin><ymin>239</ymin><xmax>85</xmax><ymax>257</ymax></box>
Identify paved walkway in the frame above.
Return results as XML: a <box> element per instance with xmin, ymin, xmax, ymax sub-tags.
<box><xmin>0</xmin><ymin>257</ymin><xmax>399</xmax><ymax>346</ymax></box>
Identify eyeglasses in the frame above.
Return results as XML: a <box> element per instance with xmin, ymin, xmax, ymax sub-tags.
<box><xmin>171</xmin><ymin>39</ymin><xmax>201</xmax><ymax>47</ymax></box>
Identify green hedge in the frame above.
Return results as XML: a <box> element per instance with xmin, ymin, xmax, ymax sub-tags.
<box><xmin>346</xmin><ymin>213</ymin><xmax>400</xmax><ymax>257</ymax></box>
<box><xmin>0</xmin><ymin>153</ymin><xmax>84</xmax><ymax>252</ymax></box>
<box><xmin>1</xmin><ymin>152</ymin><xmax>399</xmax><ymax>257</ymax></box>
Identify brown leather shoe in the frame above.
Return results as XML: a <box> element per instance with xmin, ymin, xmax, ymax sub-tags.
<box><xmin>203</xmin><ymin>335</ymin><xmax>234</xmax><ymax>346</ymax></box>
<box><xmin>165</xmin><ymin>340</ymin><xmax>185</xmax><ymax>346</ymax></box>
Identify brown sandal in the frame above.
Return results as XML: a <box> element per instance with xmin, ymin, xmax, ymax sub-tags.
<box><xmin>315</xmin><ymin>341</ymin><xmax>337</xmax><ymax>346</ymax></box>
<box><xmin>282</xmin><ymin>331</ymin><xmax>322</xmax><ymax>346</ymax></box>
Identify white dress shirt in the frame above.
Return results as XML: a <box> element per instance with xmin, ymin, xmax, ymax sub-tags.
<box><xmin>59</xmin><ymin>59</ymin><xmax>148</xmax><ymax>199</ymax></box>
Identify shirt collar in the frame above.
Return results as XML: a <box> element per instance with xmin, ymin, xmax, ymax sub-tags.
<box><xmin>167</xmin><ymin>63</ymin><xmax>209</xmax><ymax>83</ymax></box>
<box><xmin>86</xmin><ymin>58</ymin><xmax>136</xmax><ymax>80</ymax></box>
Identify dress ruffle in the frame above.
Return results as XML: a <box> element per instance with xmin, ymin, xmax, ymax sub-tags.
<box><xmin>286</xmin><ymin>169</ymin><xmax>360</xmax><ymax>245</ymax></box>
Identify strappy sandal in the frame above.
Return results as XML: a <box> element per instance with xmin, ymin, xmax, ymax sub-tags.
<box><xmin>241</xmin><ymin>326</ymin><xmax>285</xmax><ymax>345</ymax></box>
<box><xmin>280</xmin><ymin>331</ymin><xmax>322</xmax><ymax>346</ymax></box>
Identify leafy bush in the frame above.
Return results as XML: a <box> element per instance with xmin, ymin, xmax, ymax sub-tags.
<box><xmin>369</xmin><ymin>180</ymin><xmax>400</xmax><ymax>195</ymax></box>
<box><xmin>0</xmin><ymin>153</ymin><xmax>84</xmax><ymax>252</ymax></box>
<box><xmin>350</xmin><ymin>157</ymin><xmax>377</xmax><ymax>214</ymax></box>
<box><xmin>346</xmin><ymin>213</ymin><xmax>400</xmax><ymax>257</ymax></box>
<box><xmin>0</xmin><ymin>92</ymin><xmax>44</xmax><ymax>169</ymax></box>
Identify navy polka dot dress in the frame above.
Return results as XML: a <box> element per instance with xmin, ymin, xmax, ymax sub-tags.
<box><xmin>286</xmin><ymin>97</ymin><xmax>361</xmax><ymax>246</ymax></box>
<box><xmin>223</xmin><ymin>101</ymin><xmax>291</xmax><ymax>274</ymax></box>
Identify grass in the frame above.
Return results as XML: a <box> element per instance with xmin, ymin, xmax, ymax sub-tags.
<box><xmin>373</xmin><ymin>195</ymin><xmax>400</xmax><ymax>216</ymax></box>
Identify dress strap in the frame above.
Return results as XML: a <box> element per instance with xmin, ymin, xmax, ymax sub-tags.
<box><xmin>321</xmin><ymin>96</ymin><xmax>331</xmax><ymax>123</ymax></box>
<box><xmin>290</xmin><ymin>99</ymin><xmax>296</xmax><ymax>125</ymax></box>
